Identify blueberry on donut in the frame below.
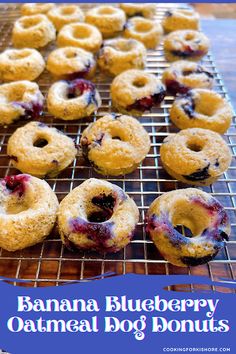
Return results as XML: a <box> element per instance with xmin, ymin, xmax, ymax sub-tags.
<box><xmin>160</xmin><ymin>128</ymin><xmax>232</xmax><ymax>186</ymax></box>
<box><xmin>111</xmin><ymin>69</ymin><xmax>166</xmax><ymax>115</ymax></box>
<box><xmin>162</xmin><ymin>9</ymin><xmax>200</xmax><ymax>33</ymax></box>
<box><xmin>0</xmin><ymin>174</ymin><xmax>58</xmax><ymax>251</ymax></box>
<box><xmin>58</xmin><ymin>178</ymin><xmax>139</xmax><ymax>253</ymax></box>
<box><xmin>47</xmin><ymin>78</ymin><xmax>101</xmax><ymax>120</ymax></box>
<box><xmin>146</xmin><ymin>188</ymin><xmax>230</xmax><ymax>267</ymax></box>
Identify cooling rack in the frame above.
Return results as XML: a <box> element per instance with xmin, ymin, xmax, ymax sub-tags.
<box><xmin>0</xmin><ymin>3</ymin><xmax>235</xmax><ymax>292</ymax></box>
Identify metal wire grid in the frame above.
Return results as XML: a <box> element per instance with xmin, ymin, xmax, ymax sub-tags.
<box><xmin>0</xmin><ymin>3</ymin><xmax>235</xmax><ymax>291</ymax></box>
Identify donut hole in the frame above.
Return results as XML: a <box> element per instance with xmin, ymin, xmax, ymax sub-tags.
<box><xmin>174</xmin><ymin>225</ymin><xmax>194</xmax><ymax>238</ymax></box>
<box><xmin>64</xmin><ymin>50</ymin><xmax>78</xmax><ymax>59</ymax></box>
<box><xmin>116</xmin><ymin>41</ymin><xmax>132</xmax><ymax>52</ymax></box>
<box><xmin>180</xmin><ymin>10</ymin><xmax>195</xmax><ymax>18</ymax></box>
<box><xmin>134</xmin><ymin>22</ymin><xmax>153</xmax><ymax>33</ymax></box>
<box><xmin>187</xmin><ymin>142</ymin><xmax>202</xmax><ymax>152</ymax></box>
<box><xmin>60</xmin><ymin>6</ymin><xmax>76</xmax><ymax>16</ymax></box>
<box><xmin>5</xmin><ymin>201</ymin><xmax>30</xmax><ymax>215</ymax></box>
<box><xmin>112</xmin><ymin>136</ymin><xmax>122</xmax><ymax>141</ymax></box>
<box><xmin>8</xmin><ymin>50</ymin><xmax>30</xmax><ymax>60</ymax></box>
<box><xmin>184</xmin><ymin>32</ymin><xmax>195</xmax><ymax>41</ymax></box>
<box><xmin>86</xmin><ymin>193</ymin><xmax>116</xmax><ymax>223</ymax></box>
<box><xmin>98</xmin><ymin>7</ymin><xmax>115</xmax><ymax>15</ymax></box>
<box><xmin>132</xmin><ymin>77</ymin><xmax>148</xmax><ymax>88</ymax></box>
<box><xmin>73</xmin><ymin>26</ymin><xmax>90</xmax><ymax>39</ymax></box>
<box><xmin>33</xmin><ymin>138</ymin><xmax>48</xmax><ymax>148</ymax></box>
<box><xmin>21</xmin><ymin>17</ymin><xmax>42</xmax><ymax>29</ymax></box>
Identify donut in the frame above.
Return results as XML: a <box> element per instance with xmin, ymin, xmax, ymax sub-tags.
<box><xmin>0</xmin><ymin>174</ymin><xmax>58</xmax><ymax>252</ymax></box>
<box><xmin>124</xmin><ymin>17</ymin><xmax>163</xmax><ymax>49</ymax></box>
<box><xmin>120</xmin><ymin>4</ymin><xmax>156</xmax><ymax>19</ymax></box>
<box><xmin>21</xmin><ymin>3</ymin><xmax>55</xmax><ymax>16</ymax></box>
<box><xmin>47</xmin><ymin>5</ymin><xmax>84</xmax><ymax>31</ymax></box>
<box><xmin>97</xmin><ymin>38</ymin><xmax>146</xmax><ymax>76</ymax></box>
<box><xmin>164</xmin><ymin>30</ymin><xmax>209</xmax><ymax>62</ymax></box>
<box><xmin>162</xmin><ymin>60</ymin><xmax>214</xmax><ymax>95</ymax></box>
<box><xmin>111</xmin><ymin>69</ymin><xmax>166</xmax><ymax>115</ymax></box>
<box><xmin>170</xmin><ymin>89</ymin><xmax>233</xmax><ymax>133</ymax></box>
<box><xmin>7</xmin><ymin>122</ymin><xmax>77</xmax><ymax>178</ymax></box>
<box><xmin>47</xmin><ymin>78</ymin><xmax>101</xmax><ymax>120</ymax></box>
<box><xmin>46</xmin><ymin>47</ymin><xmax>96</xmax><ymax>79</ymax></box>
<box><xmin>58</xmin><ymin>178</ymin><xmax>139</xmax><ymax>253</ymax></box>
<box><xmin>85</xmin><ymin>5</ymin><xmax>126</xmax><ymax>38</ymax></box>
<box><xmin>0</xmin><ymin>48</ymin><xmax>45</xmax><ymax>82</ymax></box>
<box><xmin>12</xmin><ymin>14</ymin><xmax>56</xmax><ymax>49</ymax></box>
<box><xmin>146</xmin><ymin>188</ymin><xmax>230</xmax><ymax>267</ymax></box>
<box><xmin>162</xmin><ymin>9</ymin><xmax>200</xmax><ymax>33</ymax></box>
<box><xmin>80</xmin><ymin>114</ymin><xmax>151</xmax><ymax>175</ymax></box>
<box><xmin>160</xmin><ymin>128</ymin><xmax>232</xmax><ymax>186</ymax></box>
<box><xmin>0</xmin><ymin>81</ymin><xmax>44</xmax><ymax>125</ymax></box>
<box><xmin>57</xmin><ymin>23</ymin><xmax>102</xmax><ymax>53</ymax></box>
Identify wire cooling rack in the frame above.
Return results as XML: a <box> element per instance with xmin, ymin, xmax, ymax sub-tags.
<box><xmin>0</xmin><ymin>3</ymin><xmax>235</xmax><ymax>292</ymax></box>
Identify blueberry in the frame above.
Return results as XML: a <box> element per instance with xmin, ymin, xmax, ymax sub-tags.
<box><xmin>165</xmin><ymin>10</ymin><xmax>172</xmax><ymax>17</ymax></box>
<box><xmin>165</xmin><ymin>79</ymin><xmax>189</xmax><ymax>95</ymax></box>
<box><xmin>3</xmin><ymin>175</ymin><xmax>30</xmax><ymax>197</ymax></box>
<box><xmin>181</xmin><ymin>253</ymin><xmax>218</xmax><ymax>266</ymax></box>
<box><xmin>183</xmin><ymin>163</ymin><xmax>210</xmax><ymax>181</ymax></box>
<box><xmin>127</xmin><ymin>89</ymin><xmax>166</xmax><ymax>112</ymax></box>
<box><xmin>179</xmin><ymin>92</ymin><xmax>195</xmax><ymax>118</ymax></box>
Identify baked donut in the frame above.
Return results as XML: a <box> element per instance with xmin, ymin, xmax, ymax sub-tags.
<box><xmin>0</xmin><ymin>81</ymin><xmax>44</xmax><ymax>125</ymax></box>
<box><xmin>47</xmin><ymin>5</ymin><xmax>84</xmax><ymax>31</ymax></box>
<box><xmin>124</xmin><ymin>17</ymin><xmax>163</xmax><ymax>49</ymax></box>
<box><xmin>0</xmin><ymin>174</ymin><xmax>58</xmax><ymax>252</ymax></box>
<box><xmin>46</xmin><ymin>47</ymin><xmax>96</xmax><ymax>79</ymax></box>
<box><xmin>162</xmin><ymin>9</ymin><xmax>200</xmax><ymax>33</ymax></box>
<box><xmin>58</xmin><ymin>178</ymin><xmax>139</xmax><ymax>252</ymax></box>
<box><xmin>164</xmin><ymin>30</ymin><xmax>209</xmax><ymax>62</ymax></box>
<box><xmin>47</xmin><ymin>78</ymin><xmax>101</xmax><ymax>120</ymax></box>
<box><xmin>85</xmin><ymin>5</ymin><xmax>126</xmax><ymax>38</ymax></box>
<box><xmin>111</xmin><ymin>69</ymin><xmax>166</xmax><ymax>115</ymax></box>
<box><xmin>146</xmin><ymin>188</ymin><xmax>230</xmax><ymax>267</ymax></box>
<box><xmin>120</xmin><ymin>3</ymin><xmax>156</xmax><ymax>19</ymax></box>
<box><xmin>80</xmin><ymin>114</ymin><xmax>151</xmax><ymax>175</ymax></box>
<box><xmin>57</xmin><ymin>23</ymin><xmax>102</xmax><ymax>53</ymax></box>
<box><xmin>160</xmin><ymin>128</ymin><xmax>232</xmax><ymax>186</ymax></box>
<box><xmin>98</xmin><ymin>38</ymin><xmax>146</xmax><ymax>76</ymax></box>
<box><xmin>12</xmin><ymin>14</ymin><xmax>56</xmax><ymax>49</ymax></box>
<box><xmin>162</xmin><ymin>60</ymin><xmax>214</xmax><ymax>95</ymax></box>
<box><xmin>7</xmin><ymin>122</ymin><xmax>77</xmax><ymax>178</ymax></box>
<box><xmin>0</xmin><ymin>48</ymin><xmax>45</xmax><ymax>82</ymax></box>
<box><xmin>21</xmin><ymin>3</ymin><xmax>55</xmax><ymax>16</ymax></box>
<box><xmin>170</xmin><ymin>89</ymin><xmax>233</xmax><ymax>133</ymax></box>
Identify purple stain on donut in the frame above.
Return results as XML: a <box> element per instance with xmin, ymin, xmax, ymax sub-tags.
<box><xmin>67</xmin><ymin>79</ymin><xmax>98</xmax><ymax>106</ymax></box>
<box><xmin>38</xmin><ymin>122</ymin><xmax>47</xmax><ymax>128</ymax></box>
<box><xmin>13</xmin><ymin>98</ymin><xmax>43</xmax><ymax>119</ymax></box>
<box><xmin>178</xmin><ymin>91</ymin><xmax>195</xmax><ymax>118</ymax></box>
<box><xmin>171</xmin><ymin>48</ymin><xmax>205</xmax><ymax>59</ymax></box>
<box><xmin>181</xmin><ymin>253</ymin><xmax>218</xmax><ymax>267</ymax></box>
<box><xmin>127</xmin><ymin>88</ymin><xmax>166</xmax><ymax>112</ymax></box>
<box><xmin>165</xmin><ymin>79</ymin><xmax>190</xmax><ymax>95</ymax></box>
<box><xmin>165</xmin><ymin>10</ymin><xmax>172</xmax><ymax>17</ymax></box>
<box><xmin>94</xmin><ymin>132</ymin><xmax>105</xmax><ymax>146</ymax></box>
<box><xmin>3</xmin><ymin>174</ymin><xmax>30</xmax><ymax>197</ymax></box>
<box><xmin>183</xmin><ymin>163</ymin><xmax>210</xmax><ymax>182</ymax></box>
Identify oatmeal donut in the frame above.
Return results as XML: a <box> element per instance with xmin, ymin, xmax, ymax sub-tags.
<box><xmin>57</xmin><ymin>23</ymin><xmax>102</xmax><ymax>53</ymax></box>
<box><xmin>12</xmin><ymin>14</ymin><xmax>56</xmax><ymax>49</ymax></box>
<box><xmin>160</xmin><ymin>128</ymin><xmax>232</xmax><ymax>186</ymax></box>
<box><xmin>7</xmin><ymin>122</ymin><xmax>77</xmax><ymax>178</ymax></box>
<box><xmin>124</xmin><ymin>17</ymin><xmax>163</xmax><ymax>49</ymax></box>
<box><xmin>21</xmin><ymin>3</ymin><xmax>55</xmax><ymax>16</ymax></box>
<box><xmin>146</xmin><ymin>188</ymin><xmax>230</xmax><ymax>267</ymax></box>
<box><xmin>81</xmin><ymin>114</ymin><xmax>151</xmax><ymax>176</ymax></box>
<box><xmin>120</xmin><ymin>4</ymin><xmax>156</xmax><ymax>19</ymax></box>
<box><xmin>164</xmin><ymin>30</ymin><xmax>209</xmax><ymax>62</ymax></box>
<box><xmin>58</xmin><ymin>178</ymin><xmax>139</xmax><ymax>253</ymax></box>
<box><xmin>111</xmin><ymin>69</ymin><xmax>166</xmax><ymax>115</ymax></box>
<box><xmin>170</xmin><ymin>89</ymin><xmax>233</xmax><ymax>133</ymax></box>
<box><xmin>47</xmin><ymin>5</ymin><xmax>84</xmax><ymax>31</ymax></box>
<box><xmin>0</xmin><ymin>81</ymin><xmax>44</xmax><ymax>125</ymax></box>
<box><xmin>0</xmin><ymin>48</ymin><xmax>45</xmax><ymax>82</ymax></box>
<box><xmin>98</xmin><ymin>38</ymin><xmax>146</xmax><ymax>76</ymax></box>
<box><xmin>47</xmin><ymin>78</ymin><xmax>101</xmax><ymax>120</ymax></box>
<box><xmin>46</xmin><ymin>47</ymin><xmax>96</xmax><ymax>80</ymax></box>
<box><xmin>0</xmin><ymin>174</ymin><xmax>58</xmax><ymax>252</ymax></box>
<box><xmin>162</xmin><ymin>61</ymin><xmax>214</xmax><ymax>95</ymax></box>
<box><xmin>162</xmin><ymin>9</ymin><xmax>200</xmax><ymax>33</ymax></box>
<box><xmin>85</xmin><ymin>5</ymin><xmax>126</xmax><ymax>38</ymax></box>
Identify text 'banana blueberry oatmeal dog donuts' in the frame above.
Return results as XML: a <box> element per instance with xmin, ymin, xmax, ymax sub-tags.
<box><xmin>46</xmin><ymin>47</ymin><xmax>96</xmax><ymax>80</ymax></box>
<box><xmin>85</xmin><ymin>5</ymin><xmax>126</xmax><ymax>38</ymax></box>
<box><xmin>80</xmin><ymin>114</ymin><xmax>151</xmax><ymax>176</ymax></box>
<box><xmin>7</xmin><ymin>122</ymin><xmax>77</xmax><ymax>178</ymax></box>
<box><xmin>0</xmin><ymin>81</ymin><xmax>44</xmax><ymax>125</ymax></box>
<box><xmin>47</xmin><ymin>78</ymin><xmax>101</xmax><ymax>120</ymax></box>
<box><xmin>58</xmin><ymin>178</ymin><xmax>139</xmax><ymax>253</ymax></box>
<box><xmin>98</xmin><ymin>38</ymin><xmax>146</xmax><ymax>76</ymax></box>
<box><xmin>0</xmin><ymin>174</ymin><xmax>59</xmax><ymax>252</ymax></box>
<box><xmin>21</xmin><ymin>3</ymin><xmax>55</xmax><ymax>16</ymax></box>
<box><xmin>160</xmin><ymin>128</ymin><xmax>232</xmax><ymax>186</ymax></box>
<box><xmin>12</xmin><ymin>14</ymin><xmax>56</xmax><ymax>49</ymax></box>
<box><xmin>164</xmin><ymin>30</ymin><xmax>209</xmax><ymax>62</ymax></box>
<box><xmin>170</xmin><ymin>89</ymin><xmax>233</xmax><ymax>133</ymax></box>
<box><xmin>162</xmin><ymin>9</ymin><xmax>200</xmax><ymax>33</ymax></box>
<box><xmin>47</xmin><ymin>5</ymin><xmax>84</xmax><ymax>31</ymax></box>
<box><xmin>120</xmin><ymin>3</ymin><xmax>156</xmax><ymax>19</ymax></box>
<box><xmin>162</xmin><ymin>60</ymin><xmax>214</xmax><ymax>95</ymax></box>
<box><xmin>0</xmin><ymin>48</ymin><xmax>45</xmax><ymax>82</ymax></box>
<box><xmin>124</xmin><ymin>17</ymin><xmax>163</xmax><ymax>50</ymax></box>
<box><xmin>146</xmin><ymin>188</ymin><xmax>230</xmax><ymax>267</ymax></box>
<box><xmin>57</xmin><ymin>23</ymin><xmax>102</xmax><ymax>53</ymax></box>
<box><xmin>111</xmin><ymin>69</ymin><xmax>166</xmax><ymax>115</ymax></box>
